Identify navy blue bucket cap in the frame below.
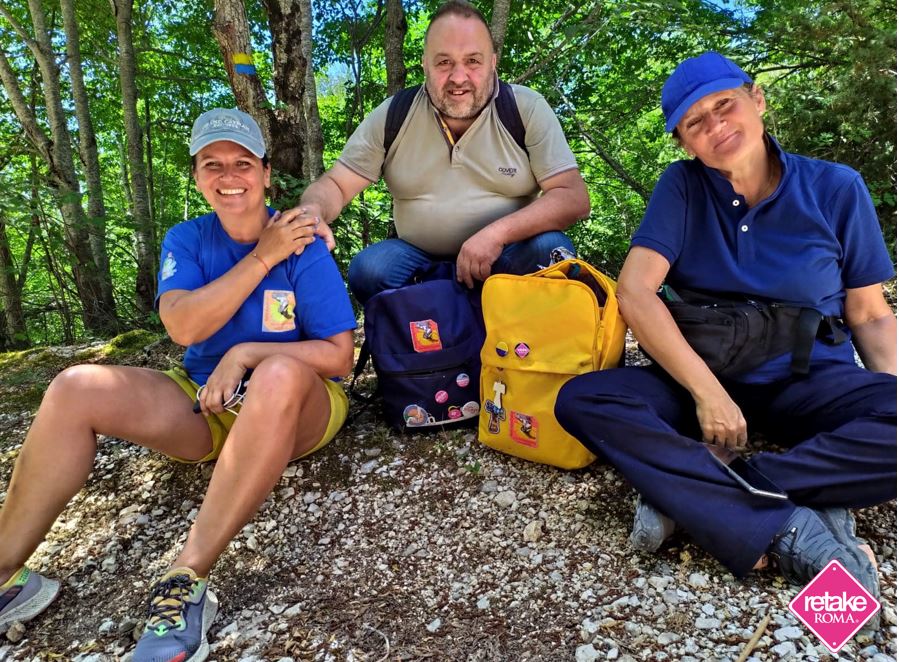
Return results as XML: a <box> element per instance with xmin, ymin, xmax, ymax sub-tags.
<box><xmin>662</xmin><ymin>52</ymin><xmax>753</xmax><ymax>132</ymax></box>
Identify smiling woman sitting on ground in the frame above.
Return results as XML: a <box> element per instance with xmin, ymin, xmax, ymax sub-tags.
<box><xmin>0</xmin><ymin>108</ymin><xmax>356</xmax><ymax>662</ymax></box>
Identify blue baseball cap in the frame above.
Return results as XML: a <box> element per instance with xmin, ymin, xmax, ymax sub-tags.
<box><xmin>662</xmin><ymin>52</ymin><xmax>753</xmax><ymax>133</ymax></box>
<box><xmin>190</xmin><ymin>108</ymin><xmax>266</xmax><ymax>158</ymax></box>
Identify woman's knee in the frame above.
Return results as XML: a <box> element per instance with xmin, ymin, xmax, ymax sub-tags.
<box><xmin>43</xmin><ymin>364</ymin><xmax>109</xmax><ymax>407</ymax></box>
<box><xmin>556</xmin><ymin>368</ymin><xmax>682</xmax><ymax>437</ymax></box>
<box><xmin>556</xmin><ymin>370</ymin><xmax>632</xmax><ymax>426</ymax></box>
<box><xmin>247</xmin><ymin>355</ymin><xmax>318</xmax><ymax>410</ymax></box>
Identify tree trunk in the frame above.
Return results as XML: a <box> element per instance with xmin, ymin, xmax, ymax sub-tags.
<box><xmin>0</xmin><ymin>1</ymin><xmax>118</xmax><ymax>335</ymax></box>
<box><xmin>298</xmin><ymin>0</ymin><xmax>324</xmax><ymax>180</ymax></box>
<box><xmin>145</xmin><ymin>95</ymin><xmax>155</xmax><ymax>225</ymax></box>
<box><xmin>0</xmin><ymin>215</ymin><xmax>28</xmax><ymax>348</ymax></box>
<box><xmin>263</xmin><ymin>0</ymin><xmax>308</xmax><ymax>185</ymax></box>
<box><xmin>213</xmin><ymin>0</ymin><xmax>308</xmax><ymax>188</ymax></box>
<box><xmin>110</xmin><ymin>0</ymin><xmax>157</xmax><ymax>315</ymax></box>
<box><xmin>60</xmin><ymin>0</ymin><xmax>114</xmax><ymax>310</ymax></box>
<box><xmin>491</xmin><ymin>0</ymin><xmax>511</xmax><ymax>63</ymax></box>
<box><xmin>385</xmin><ymin>0</ymin><xmax>407</xmax><ymax>96</ymax></box>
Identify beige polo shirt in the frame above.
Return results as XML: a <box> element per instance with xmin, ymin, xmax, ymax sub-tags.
<box><xmin>337</xmin><ymin>82</ymin><xmax>579</xmax><ymax>255</ymax></box>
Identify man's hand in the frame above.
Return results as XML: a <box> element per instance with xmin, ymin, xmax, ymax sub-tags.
<box><xmin>278</xmin><ymin>204</ymin><xmax>335</xmax><ymax>251</ymax></box>
<box><xmin>456</xmin><ymin>226</ymin><xmax>504</xmax><ymax>288</ymax></box>
<box><xmin>694</xmin><ymin>390</ymin><xmax>747</xmax><ymax>449</ymax></box>
<box><xmin>254</xmin><ymin>211</ymin><xmax>317</xmax><ymax>266</ymax></box>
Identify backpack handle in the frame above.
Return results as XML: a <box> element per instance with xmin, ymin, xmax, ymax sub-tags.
<box><xmin>411</xmin><ymin>260</ymin><xmax>457</xmax><ymax>284</ymax></box>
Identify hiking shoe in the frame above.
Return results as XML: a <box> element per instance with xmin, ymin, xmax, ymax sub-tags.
<box><xmin>133</xmin><ymin>567</ymin><xmax>218</xmax><ymax>662</ymax></box>
<box><xmin>817</xmin><ymin>507</ymin><xmax>880</xmax><ymax>600</ymax></box>
<box><xmin>769</xmin><ymin>507</ymin><xmax>879</xmax><ymax>599</ymax></box>
<box><xmin>0</xmin><ymin>567</ymin><xmax>60</xmax><ymax>633</ymax></box>
<box><xmin>628</xmin><ymin>494</ymin><xmax>676</xmax><ymax>553</ymax></box>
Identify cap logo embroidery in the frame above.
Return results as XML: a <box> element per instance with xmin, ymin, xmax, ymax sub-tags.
<box><xmin>201</xmin><ymin>117</ymin><xmax>251</xmax><ymax>135</ymax></box>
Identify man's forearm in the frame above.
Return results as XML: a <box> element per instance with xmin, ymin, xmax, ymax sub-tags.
<box><xmin>299</xmin><ymin>175</ymin><xmax>344</xmax><ymax>224</ymax></box>
<box><xmin>487</xmin><ymin>170</ymin><xmax>589</xmax><ymax>244</ymax></box>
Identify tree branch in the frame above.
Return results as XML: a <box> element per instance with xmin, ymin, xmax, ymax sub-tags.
<box><xmin>0</xmin><ymin>3</ymin><xmax>37</xmax><ymax>52</ymax></box>
<box><xmin>553</xmin><ymin>82</ymin><xmax>650</xmax><ymax>201</ymax></box>
<box><xmin>512</xmin><ymin>2</ymin><xmax>602</xmax><ymax>84</ymax></box>
<box><xmin>0</xmin><ymin>45</ymin><xmax>52</xmax><ymax>165</ymax></box>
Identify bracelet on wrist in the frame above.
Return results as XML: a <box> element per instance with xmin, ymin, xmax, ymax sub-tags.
<box><xmin>250</xmin><ymin>251</ymin><xmax>270</xmax><ymax>275</ymax></box>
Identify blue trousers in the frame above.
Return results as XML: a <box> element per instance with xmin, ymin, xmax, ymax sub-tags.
<box><xmin>555</xmin><ymin>362</ymin><xmax>897</xmax><ymax>576</ymax></box>
<box><xmin>347</xmin><ymin>232</ymin><xmax>574</xmax><ymax>304</ymax></box>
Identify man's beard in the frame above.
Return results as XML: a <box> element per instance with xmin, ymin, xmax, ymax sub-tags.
<box><xmin>425</xmin><ymin>73</ymin><xmax>495</xmax><ymax>120</ymax></box>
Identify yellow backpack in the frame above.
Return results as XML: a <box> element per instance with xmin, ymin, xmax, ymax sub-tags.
<box><xmin>477</xmin><ymin>259</ymin><xmax>626</xmax><ymax>469</ymax></box>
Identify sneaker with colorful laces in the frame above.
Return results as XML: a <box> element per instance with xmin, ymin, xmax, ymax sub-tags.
<box><xmin>133</xmin><ymin>567</ymin><xmax>218</xmax><ymax>662</ymax></box>
<box><xmin>0</xmin><ymin>567</ymin><xmax>60</xmax><ymax>633</ymax></box>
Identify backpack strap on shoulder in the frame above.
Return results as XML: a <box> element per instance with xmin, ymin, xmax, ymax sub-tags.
<box><xmin>384</xmin><ymin>81</ymin><xmax>527</xmax><ymax>156</ymax></box>
<box><xmin>384</xmin><ymin>85</ymin><xmax>422</xmax><ymax>155</ymax></box>
<box><xmin>496</xmin><ymin>80</ymin><xmax>528</xmax><ymax>156</ymax></box>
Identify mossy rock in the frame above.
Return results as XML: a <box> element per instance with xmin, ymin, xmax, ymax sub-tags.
<box><xmin>101</xmin><ymin>329</ymin><xmax>161</xmax><ymax>359</ymax></box>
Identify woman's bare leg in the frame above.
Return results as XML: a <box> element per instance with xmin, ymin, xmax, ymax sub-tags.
<box><xmin>0</xmin><ymin>364</ymin><xmax>212</xmax><ymax>583</ymax></box>
<box><xmin>171</xmin><ymin>355</ymin><xmax>331</xmax><ymax>576</ymax></box>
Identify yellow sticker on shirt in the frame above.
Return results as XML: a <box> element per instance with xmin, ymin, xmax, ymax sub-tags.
<box><xmin>262</xmin><ymin>290</ymin><xmax>296</xmax><ymax>332</ymax></box>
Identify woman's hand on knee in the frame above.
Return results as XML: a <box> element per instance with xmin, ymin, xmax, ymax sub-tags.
<box><xmin>694</xmin><ymin>390</ymin><xmax>747</xmax><ymax>449</ymax></box>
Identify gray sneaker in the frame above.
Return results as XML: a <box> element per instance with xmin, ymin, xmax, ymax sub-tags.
<box><xmin>816</xmin><ymin>507</ymin><xmax>880</xmax><ymax>600</ymax></box>
<box><xmin>629</xmin><ymin>494</ymin><xmax>676</xmax><ymax>553</ymax></box>
<box><xmin>0</xmin><ymin>567</ymin><xmax>60</xmax><ymax>633</ymax></box>
<box><xmin>769</xmin><ymin>507</ymin><xmax>879</xmax><ymax>599</ymax></box>
<box><xmin>133</xmin><ymin>567</ymin><xmax>218</xmax><ymax>662</ymax></box>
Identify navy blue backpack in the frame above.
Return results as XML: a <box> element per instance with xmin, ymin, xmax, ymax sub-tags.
<box><xmin>352</xmin><ymin>263</ymin><xmax>485</xmax><ymax>431</ymax></box>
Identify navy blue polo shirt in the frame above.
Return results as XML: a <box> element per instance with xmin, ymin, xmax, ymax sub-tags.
<box><xmin>633</xmin><ymin>136</ymin><xmax>894</xmax><ymax>383</ymax></box>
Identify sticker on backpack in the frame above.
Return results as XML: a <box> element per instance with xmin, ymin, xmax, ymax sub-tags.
<box><xmin>510</xmin><ymin>411</ymin><xmax>538</xmax><ymax>447</ymax></box>
<box><xmin>410</xmin><ymin>320</ymin><xmax>442</xmax><ymax>352</ymax></box>
<box><xmin>404</xmin><ymin>404</ymin><xmax>436</xmax><ymax>427</ymax></box>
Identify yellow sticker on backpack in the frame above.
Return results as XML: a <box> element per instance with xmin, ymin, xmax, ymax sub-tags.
<box><xmin>510</xmin><ymin>411</ymin><xmax>538</xmax><ymax>447</ymax></box>
<box><xmin>410</xmin><ymin>320</ymin><xmax>442</xmax><ymax>352</ymax></box>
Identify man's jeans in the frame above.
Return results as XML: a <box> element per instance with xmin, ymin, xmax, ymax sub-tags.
<box><xmin>347</xmin><ymin>232</ymin><xmax>575</xmax><ymax>304</ymax></box>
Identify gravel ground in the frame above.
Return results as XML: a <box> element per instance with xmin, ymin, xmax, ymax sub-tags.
<box><xmin>0</xmin><ymin>335</ymin><xmax>895</xmax><ymax>661</ymax></box>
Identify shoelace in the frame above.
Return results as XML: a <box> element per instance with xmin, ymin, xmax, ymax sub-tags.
<box><xmin>767</xmin><ymin>525</ymin><xmax>800</xmax><ymax>578</ymax></box>
<box><xmin>145</xmin><ymin>574</ymin><xmax>197</xmax><ymax>632</ymax></box>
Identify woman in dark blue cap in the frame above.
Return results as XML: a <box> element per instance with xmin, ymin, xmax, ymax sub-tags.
<box><xmin>0</xmin><ymin>108</ymin><xmax>357</xmax><ymax>661</ymax></box>
<box><xmin>555</xmin><ymin>53</ymin><xmax>895</xmax><ymax>594</ymax></box>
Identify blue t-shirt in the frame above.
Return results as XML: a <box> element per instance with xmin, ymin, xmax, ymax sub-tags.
<box><xmin>632</xmin><ymin>137</ymin><xmax>894</xmax><ymax>383</ymax></box>
<box><xmin>156</xmin><ymin>211</ymin><xmax>357</xmax><ymax>385</ymax></box>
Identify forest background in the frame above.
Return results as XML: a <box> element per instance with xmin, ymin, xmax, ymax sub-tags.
<box><xmin>0</xmin><ymin>0</ymin><xmax>894</xmax><ymax>349</ymax></box>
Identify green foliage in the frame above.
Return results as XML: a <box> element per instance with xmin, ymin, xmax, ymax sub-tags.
<box><xmin>743</xmin><ymin>0</ymin><xmax>896</xmax><ymax>253</ymax></box>
<box><xmin>0</xmin><ymin>0</ymin><xmax>893</xmax><ymax>348</ymax></box>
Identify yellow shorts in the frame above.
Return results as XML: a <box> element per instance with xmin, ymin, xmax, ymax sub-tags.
<box><xmin>163</xmin><ymin>366</ymin><xmax>348</xmax><ymax>464</ymax></box>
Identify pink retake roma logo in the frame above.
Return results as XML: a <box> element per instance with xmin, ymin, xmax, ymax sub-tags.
<box><xmin>789</xmin><ymin>560</ymin><xmax>880</xmax><ymax>653</ymax></box>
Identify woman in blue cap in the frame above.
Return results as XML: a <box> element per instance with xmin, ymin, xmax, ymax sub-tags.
<box><xmin>0</xmin><ymin>108</ymin><xmax>357</xmax><ymax>661</ymax></box>
<box><xmin>556</xmin><ymin>53</ymin><xmax>895</xmax><ymax>594</ymax></box>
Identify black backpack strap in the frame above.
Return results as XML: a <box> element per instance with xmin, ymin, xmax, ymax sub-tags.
<box><xmin>789</xmin><ymin>309</ymin><xmax>850</xmax><ymax>375</ymax></box>
<box><xmin>349</xmin><ymin>338</ymin><xmax>373</xmax><ymax>402</ymax></box>
<box><xmin>345</xmin><ymin>338</ymin><xmax>376</xmax><ymax>426</ymax></box>
<box><xmin>789</xmin><ymin>308</ymin><xmax>824</xmax><ymax>375</ymax></box>
<box><xmin>384</xmin><ymin>85</ymin><xmax>421</xmax><ymax>155</ymax></box>
<box><xmin>384</xmin><ymin>81</ymin><xmax>527</xmax><ymax>156</ymax></box>
<box><xmin>496</xmin><ymin>80</ymin><xmax>528</xmax><ymax>156</ymax></box>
